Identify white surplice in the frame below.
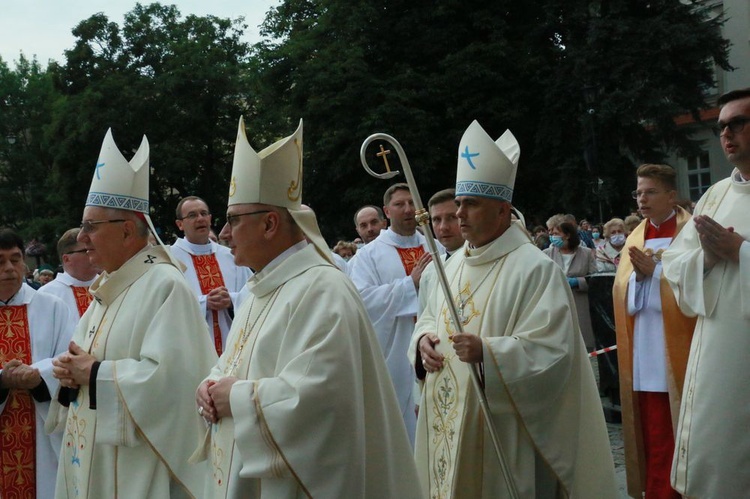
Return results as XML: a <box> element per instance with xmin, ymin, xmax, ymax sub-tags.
<box><xmin>348</xmin><ymin>227</ymin><xmax>433</xmax><ymax>444</ymax></box>
<box><xmin>410</xmin><ymin>224</ymin><xmax>617</xmax><ymax>498</ymax></box>
<box><xmin>38</xmin><ymin>272</ymin><xmax>97</xmax><ymax>319</ymax></box>
<box><xmin>172</xmin><ymin>238</ymin><xmax>252</xmax><ymax>349</ymax></box>
<box><xmin>194</xmin><ymin>243</ymin><xmax>422</xmax><ymax>499</ymax></box>
<box><xmin>0</xmin><ymin>283</ymin><xmax>76</xmax><ymax>499</ymax></box>
<box><xmin>46</xmin><ymin>245</ymin><xmax>217</xmax><ymax>498</ymax></box>
<box><xmin>663</xmin><ymin>171</ymin><xmax>750</xmax><ymax>497</ymax></box>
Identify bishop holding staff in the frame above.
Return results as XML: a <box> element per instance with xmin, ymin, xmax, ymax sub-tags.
<box><xmin>410</xmin><ymin>120</ymin><xmax>617</xmax><ymax>498</ymax></box>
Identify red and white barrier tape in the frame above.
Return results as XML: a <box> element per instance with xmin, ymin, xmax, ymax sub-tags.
<box><xmin>588</xmin><ymin>345</ymin><xmax>617</xmax><ymax>358</ymax></box>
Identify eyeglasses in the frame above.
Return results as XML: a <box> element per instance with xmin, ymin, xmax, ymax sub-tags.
<box><xmin>178</xmin><ymin>211</ymin><xmax>211</xmax><ymax>221</ymax></box>
<box><xmin>716</xmin><ymin>117</ymin><xmax>750</xmax><ymax>134</ymax></box>
<box><xmin>65</xmin><ymin>249</ymin><xmax>88</xmax><ymax>255</ymax></box>
<box><xmin>631</xmin><ymin>189</ymin><xmax>667</xmax><ymax>199</ymax></box>
<box><xmin>79</xmin><ymin>219</ymin><xmax>127</xmax><ymax>233</ymax></box>
<box><xmin>226</xmin><ymin>210</ymin><xmax>271</xmax><ymax>227</ymax></box>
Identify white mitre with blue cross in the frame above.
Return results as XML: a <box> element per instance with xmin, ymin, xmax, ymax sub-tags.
<box><xmin>86</xmin><ymin>128</ymin><xmax>150</xmax><ymax>213</ymax></box>
<box><xmin>455</xmin><ymin>120</ymin><xmax>520</xmax><ymax>202</ymax></box>
<box><xmin>228</xmin><ymin>117</ymin><xmax>334</xmax><ymax>265</ymax></box>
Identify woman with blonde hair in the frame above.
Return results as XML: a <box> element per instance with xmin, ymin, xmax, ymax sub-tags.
<box><xmin>596</xmin><ymin>218</ymin><xmax>627</xmax><ymax>272</ymax></box>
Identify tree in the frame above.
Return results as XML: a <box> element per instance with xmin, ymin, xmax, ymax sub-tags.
<box><xmin>47</xmin><ymin>3</ymin><xmax>253</xmax><ymax>239</ymax></box>
<box><xmin>251</xmin><ymin>0</ymin><xmax>730</xmax><ymax>239</ymax></box>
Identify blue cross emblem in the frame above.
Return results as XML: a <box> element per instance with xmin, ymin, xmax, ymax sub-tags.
<box><xmin>95</xmin><ymin>162</ymin><xmax>105</xmax><ymax>180</ymax></box>
<box><xmin>461</xmin><ymin>146</ymin><xmax>479</xmax><ymax>169</ymax></box>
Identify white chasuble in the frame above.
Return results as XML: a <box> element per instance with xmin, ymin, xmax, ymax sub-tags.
<box><xmin>0</xmin><ymin>284</ymin><xmax>75</xmax><ymax>499</ymax></box>
<box><xmin>411</xmin><ymin>224</ymin><xmax>617</xmax><ymax>498</ymax></box>
<box><xmin>47</xmin><ymin>245</ymin><xmax>217</xmax><ymax>499</ymax></box>
<box><xmin>348</xmin><ymin>227</ymin><xmax>435</xmax><ymax>445</ymax></box>
<box><xmin>194</xmin><ymin>244</ymin><xmax>422</xmax><ymax>499</ymax></box>
<box><xmin>663</xmin><ymin>173</ymin><xmax>750</xmax><ymax>497</ymax></box>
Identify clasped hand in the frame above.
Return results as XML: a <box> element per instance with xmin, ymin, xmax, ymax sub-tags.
<box><xmin>1</xmin><ymin>359</ymin><xmax>42</xmax><ymax>390</ymax></box>
<box><xmin>52</xmin><ymin>341</ymin><xmax>97</xmax><ymax>389</ymax></box>
<box><xmin>195</xmin><ymin>377</ymin><xmax>238</xmax><ymax>424</ymax></box>
<box><xmin>694</xmin><ymin>215</ymin><xmax>744</xmax><ymax>269</ymax></box>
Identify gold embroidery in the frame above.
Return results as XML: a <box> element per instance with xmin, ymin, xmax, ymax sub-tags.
<box><xmin>287</xmin><ymin>139</ymin><xmax>302</xmax><ymax>202</ymax></box>
<box><xmin>229</xmin><ymin>176</ymin><xmax>237</xmax><ymax>198</ymax></box>
<box><xmin>643</xmin><ymin>247</ymin><xmax>665</xmax><ymax>262</ymax></box>
<box><xmin>429</xmin><ymin>355</ymin><xmax>460</xmax><ymax>499</ymax></box>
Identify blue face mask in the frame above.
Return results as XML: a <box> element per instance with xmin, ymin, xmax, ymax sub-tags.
<box><xmin>592</xmin><ymin>232</ymin><xmax>600</xmax><ymax>239</ymax></box>
<box><xmin>549</xmin><ymin>235</ymin><xmax>564</xmax><ymax>248</ymax></box>
<box><xmin>610</xmin><ymin>234</ymin><xmax>626</xmax><ymax>246</ymax></box>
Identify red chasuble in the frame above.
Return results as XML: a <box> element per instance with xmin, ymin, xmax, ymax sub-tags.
<box><xmin>396</xmin><ymin>246</ymin><xmax>426</xmax><ymax>276</ymax></box>
<box><xmin>0</xmin><ymin>305</ymin><xmax>36</xmax><ymax>498</ymax></box>
<box><xmin>190</xmin><ymin>254</ymin><xmax>227</xmax><ymax>355</ymax></box>
<box><xmin>71</xmin><ymin>285</ymin><xmax>93</xmax><ymax>317</ymax></box>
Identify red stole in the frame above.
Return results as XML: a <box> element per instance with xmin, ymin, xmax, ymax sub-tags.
<box><xmin>0</xmin><ymin>305</ymin><xmax>36</xmax><ymax>499</ymax></box>
<box><xmin>395</xmin><ymin>246</ymin><xmax>426</xmax><ymax>276</ymax></box>
<box><xmin>190</xmin><ymin>254</ymin><xmax>226</xmax><ymax>355</ymax></box>
<box><xmin>71</xmin><ymin>286</ymin><xmax>93</xmax><ymax>317</ymax></box>
<box><xmin>645</xmin><ymin>215</ymin><xmax>677</xmax><ymax>240</ymax></box>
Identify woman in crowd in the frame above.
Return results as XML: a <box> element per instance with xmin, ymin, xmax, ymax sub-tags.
<box><xmin>595</xmin><ymin>218</ymin><xmax>627</xmax><ymax>272</ymax></box>
<box><xmin>544</xmin><ymin>218</ymin><xmax>597</xmax><ymax>350</ymax></box>
<box><xmin>591</xmin><ymin>224</ymin><xmax>605</xmax><ymax>248</ymax></box>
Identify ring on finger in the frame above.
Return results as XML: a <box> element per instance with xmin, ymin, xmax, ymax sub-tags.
<box><xmin>198</xmin><ymin>406</ymin><xmax>204</xmax><ymax>416</ymax></box>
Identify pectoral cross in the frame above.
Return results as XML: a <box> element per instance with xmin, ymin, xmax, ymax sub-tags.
<box><xmin>376</xmin><ymin>145</ymin><xmax>392</xmax><ymax>172</ymax></box>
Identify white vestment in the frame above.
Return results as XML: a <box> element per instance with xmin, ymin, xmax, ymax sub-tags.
<box><xmin>194</xmin><ymin>243</ymin><xmax>422</xmax><ymax>498</ymax></box>
<box><xmin>348</xmin><ymin>227</ymin><xmax>432</xmax><ymax>444</ymax></box>
<box><xmin>38</xmin><ymin>272</ymin><xmax>97</xmax><ymax>319</ymax></box>
<box><xmin>172</xmin><ymin>238</ymin><xmax>252</xmax><ymax>349</ymax></box>
<box><xmin>46</xmin><ymin>245</ymin><xmax>217</xmax><ymax>498</ymax></box>
<box><xmin>0</xmin><ymin>284</ymin><xmax>75</xmax><ymax>499</ymax></box>
<box><xmin>411</xmin><ymin>224</ymin><xmax>617</xmax><ymax>498</ymax></box>
<box><xmin>663</xmin><ymin>172</ymin><xmax>750</xmax><ymax>497</ymax></box>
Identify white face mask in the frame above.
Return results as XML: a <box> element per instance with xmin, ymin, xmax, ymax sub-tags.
<box><xmin>610</xmin><ymin>234</ymin><xmax>626</xmax><ymax>246</ymax></box>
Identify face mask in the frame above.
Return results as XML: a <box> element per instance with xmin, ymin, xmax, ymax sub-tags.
<box><xmin>592</xmin><ymin>232</ymin><xmax>600</xmax><ymax>239</ymax></box>
<box><xmin>549</xmin><ymin>235</ymin><xmax>564</xmax><ymax>248</ymax></box>
<box><xmin>610</xmin><ymin>234</ymin><xmax>626</xmax><ymax>246</ymax></box>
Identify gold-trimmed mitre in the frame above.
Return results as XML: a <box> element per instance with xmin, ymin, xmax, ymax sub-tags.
<box><xmin>86</xmin><ymin>129</ymin><xmax>150</xmax><ymax>213</ymax></box>
<box><xmin>228</xmin><ymin>116</ymin><xmax>303</xmax><ymax>209</ymax></box>
<box><xmin>455</xmin><ymin>120</ymin><xmax>520</xmax><ymax>203</ymax></box>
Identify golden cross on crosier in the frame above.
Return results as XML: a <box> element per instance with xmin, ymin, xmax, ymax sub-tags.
<box><xmin>376</xmin><ymin>144</ymin><xmax>392</xmax><ymax>173</ymax></box>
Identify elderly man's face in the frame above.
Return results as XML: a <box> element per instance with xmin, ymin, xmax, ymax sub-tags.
<box><xmin>219</xmin><ymin>203</ymin><xmax>272</xmax><ymax>270</ymax></box>
<box><xmin>77</xmin><ymin>206</ymin><xmax>131</xmax><ymax>273</ymax></box>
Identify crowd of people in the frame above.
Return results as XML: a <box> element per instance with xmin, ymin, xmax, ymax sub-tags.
<box><xmin>1</xmin><ymin>87</ymin><xmax>749</xmax><ymax>498</ymax></box>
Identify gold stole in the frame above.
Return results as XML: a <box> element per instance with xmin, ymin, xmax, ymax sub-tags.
<box><xmin>613</xmin><ymin>206</ymin><xmax>697</xmax><ymax>493</ymax></box>
<box><xmin>208</xmin><ymin>289</ymin><xmax>279</xmax><ymax>496</ymax></box>
<box><xmin>0</xmin><ymin>305</ymin><xmax>36</xmax><ymax>499</ymax></box>
<box><xmin>191</xmin><ymin>254</ymin><xmax>227</xmax><ymax>355</ymax></box>
<box><xmin>60</xmin><ymin>297</ymin><xmax>125</xmax><ymax>498</ymax></box>
<box><xmin>424</xmin><ymin>260</ymin><xmax>502</xmax><ymax>498</ymax></box>
<box><xmin>71</xmin><ymin>286</ymin><xmax>93</xmax><ymax>317</ymax></box>
<box><xmin>396</xmin><ymin>246</ymin><xmax>426</xmax><ymax>276</ymax></box>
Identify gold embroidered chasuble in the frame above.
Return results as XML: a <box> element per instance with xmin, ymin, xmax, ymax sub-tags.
<box><xmin>47</xmin><ymin>245</ymin><xmax>217</xmax><ymax>499</ymax></box>
<box><xmin>662</xmin><ymin>174</ymin><xmax>750</xmax><ymax>497</ymax></box>
<box><xmin>194</xmin><ymin>244</ymin><xmax>422</xmax><ymax>499</ymax></box>
<box><xmin>411</xmin><ymin>224</ymin><xmax>617</xmax><ymax>498</ymax></box>
<box><xmin>612</xmin><ymin>206</ymin><xmax>696</xmax><ymax>497</ymax></box>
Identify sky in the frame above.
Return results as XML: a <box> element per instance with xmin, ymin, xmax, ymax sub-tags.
<box><xmin>0</xmin><ymin>0</ymin><xmax>281</xmax><ymax>66</ymax></box>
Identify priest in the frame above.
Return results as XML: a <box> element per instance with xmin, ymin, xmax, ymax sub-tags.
<box><xmin>410</xmin><ymin>120</ymin><xmax>617</xmax><ymax>498</ymax></box>
<box><xmin>193</xmin><ymin>117</ymin><xmax>422</xmax><ymax>498</ymax></box>
<box><xmin>48</xmin><ymin>129</ymin><xmax>217</xmax><ymax>498</ymax></box>
<box><xmin>0</xmin><ymin>228</ymin><xmax>76</xmax><ymax>498</ymax></box>
<box><xmin>663</xmin><ymin>87</ymin><xmax>750</xmax><ymax>497</ymax></box>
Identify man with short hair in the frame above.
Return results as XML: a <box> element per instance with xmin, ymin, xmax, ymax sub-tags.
<box><xmin>411</xmin><ymin>121</ymin><xmax>616</xmax><ymax>497</ymax></box>
<box><xmin>418</xmin><ymin>188</ymin><xmax>464</xmax><ymax>314</ymax></box>
<box><xmin>349</xmin><ymin>182</ymin><xmax>435</xmax><ymax>444</ymax></box>
<box><xmin>663</xmin><ymin>88</ymin><xmax>750</xmax><ymax>497</ymax></box>
<box><xmin>353</xmin><ymin>205</ymin><xmax>387</xmax><ymax>244</ymax></box>
<box><xmin>613</xmin><ymin>164</ymin><xmax>695</xmax><ymax>499</ymax></box>
<box><xmin>48</xmin><ymin>129</ymin><xmax>216</xmax><ymax>498</ymax></box>
<box><xmin>39</xmin><ymin>228</ymin><xmax>99</xmax><ymax>319</ymax></box>
<box><xmin>172</xmin><ymin>195</ymin><xmax>251</xmax><ymax>355</ymax></box>
<box><xmin>0</xmin><ymin>228</ymin><xmax>76</xmax><ymax>498</ymax></box>
<box><xmin>194</xmin><ymin>117</ymin><xmax>421</xmax><ymax>498</ymax></box>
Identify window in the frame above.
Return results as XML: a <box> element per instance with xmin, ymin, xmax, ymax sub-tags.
<box><xmin>687</xmin><ymin>151</ymin><xmax>711</xmax><ymax>202</ymax></box>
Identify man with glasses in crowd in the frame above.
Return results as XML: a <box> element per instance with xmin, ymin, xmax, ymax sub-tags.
<box><xmin>172</xmin><ymin>196</ymin><xmax>251</xmax><ymax>355</ymax></box>
<box><xmin>39</xmin><ymin>228</ymin><xmax>99</xmax><ymax>320</ymax></box>
<box><xmin>48</xmin><ymin>129</ymin><xmax>216</xmax><ymax>498</ymax></box>
<box><xmin>663</xmin><ymin>88</ymin><xmax>750</xmax><ymax>497</ymax></box>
